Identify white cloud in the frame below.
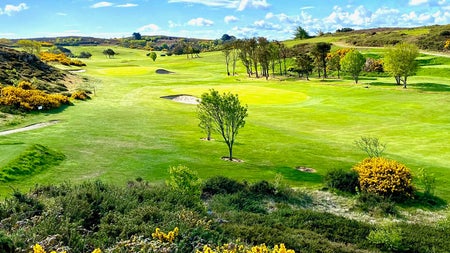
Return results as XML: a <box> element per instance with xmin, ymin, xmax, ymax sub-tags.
<box><xmin>137</xmin><ymin>24</ymin><xmax>160</xmax><ymax>33</ymax></box>
<box><xmin>168</xmin><ymin>20</ymin><xmax>181</xmax><ymax>28</ymax></box>
<box><xmin>57</xmin><ymin>12</ymin><xmax>68</xmax><ymax>16</ymax></box>
<box><xmin>188</xmin><ymin>17</ymin><xmax>214</xmax><ymax>26</ymax></box>
<box><xmin>265</xmin><ymin>12</ymin><xmax>274</xmax><ymax>19</ymax></box>
<box><xmin>409</xmin><ymin>0</ymin><xmax>429</xmax><ymax>5</ymax></box>
<box><xmin>224</xmin><ymin>15</ymin><xmax>239</xmax><ymax>23</ymax></box>
<box><xmin>90</xmin><ymin>2</ymin><xmax>114</xmax><ymax>8</ymax></box>
<box><xmin>116</xmin><ymin>3</ymin><xmax>138</xmax><ymax>7</ymax></box>
<box><xmin>168</xmin><ymin>0</ymin><xmax>238</xmax><ymax>8</ymax></box>
<box><xmin>168</xmin><ymin>0</ymin><xmax>269</xmax><ymax>11</ymax></box>
<box><xmin>0</xmin><ymin>3</ymin><xmax>28</xmax><ymax>16</ymax></box>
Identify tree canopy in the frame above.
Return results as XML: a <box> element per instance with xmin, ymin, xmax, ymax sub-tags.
<box><xmin>383</xmin><ymin>42</ymin><xmax>419</xmax><ymax>88</ymax></box>
<box><xmin>340</xmin><ymin>50</ymin><xmax>366</xmax><ymax>84</ymax></box>
<box><xmin>294</xmin><ymin>26</ymin><xmax>310</xmax><ymax>40</ymax></box>
<box><xmin>197</xmin><ymin>90</ymin><xmax>248</xmax><ymax>161</ymax></box>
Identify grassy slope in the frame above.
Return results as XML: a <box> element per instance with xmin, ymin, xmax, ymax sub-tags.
<box><xmin>0</xmin><ymin>45</ymin><xmax>449</xmax><ymax>200</ymax></box>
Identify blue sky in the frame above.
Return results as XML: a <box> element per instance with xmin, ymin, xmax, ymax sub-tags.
<box><xmin>0</xmin><ymin>0</ymin><xmax>449</xmax><ymax>40</ymax></box>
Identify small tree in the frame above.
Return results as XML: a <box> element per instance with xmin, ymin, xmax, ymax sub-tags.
<box><xmin>149</xmin><ymin>52</ymin><xmax>157</xmax><ymax>62</ymax></box>
<box><xmin>354</xmin><ymin>136</ymin><xmax>386</xmax><ymax>158</ymax></box>
<box><xmin>311</xmin><ymin>42</ymin><xmax>332</xmax><ymax>79</ymax></box>
<box><xmin>198</xmin><ymin>89</ymin><xmax>248</xmax><ymax>161</ymax></box>
<box><xmin>103</xmin><ymin>48</ymin><xmax>116</xmax><ymax>58</ymax></box>
<box><xmin>340</xmin><ymin>50</ymin><xmax>366</xmax><ymax>84</ymax></box>
<box><xmin>294</xmin><ymin>53</ymin><xmax>313</xmax><ymax>80</ymax></box>
<box><xmin>294</xmin><ymin>26</ymin><xmax>310</xmax><ymax>40</ymax></box>
<box><xmin>132</xmin><ymin>32</ymin><xmax>142</xmax><ymax>40</ymax></box>
<box><xmin>383</xmin><ymin>43</ymin><xmax>419</xmax><ymax>88</ymax></box>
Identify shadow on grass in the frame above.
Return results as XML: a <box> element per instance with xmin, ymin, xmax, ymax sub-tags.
<box><xmin>398</xmin><ymin>192</ymin><xmax>448</xmax><ymax>210</ymax></box>
<box><xmin>274</xmin><ymin>166</ymin><xmax>323</xmax><ymax>184</ymax></box>
<box><xmin>368</xmin><ymin>82</ymin><xmax>450</xmax><ymax>92</ymax></box>
<box><xmin>413</xmin><ymin>82</ymin><xmax>450</xmax><ymax>92</ymax></box>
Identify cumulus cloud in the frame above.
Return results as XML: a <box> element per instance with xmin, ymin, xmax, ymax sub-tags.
<box><xmin>137</xmin><ymin>24</ymin><xmax>160</xmax><ymax>33</ymax></box>
<box><xmin>168</xmin><ymin>0</ymin><xmax>269</xmax><ymax>11</ymax></box>
<box><xmin>409</xmin><ymin>0</ymin><xmax>429</xmax><ymax>5</ymax></box>
<box><xmin>188</xmin><ymin>17</ymin><xmax>214</xmax><ymax>26</ymax></box>
<box><xmin>238</xmin><ymin>0</ymin><xmax>270</xmax><ymax>11</ymax></box>
<box><xmin>224</xmin><ymin>15</ymin><xmax>239</xmax><ymax>23</ymax></box>
<box><xmin>90</xmin><ymin>2</ymin><xmax>114</xmax><ymax>8</ymax></box>
<box><xmin>0</xmin><ymin>3</ymin><xmax>28</xmax><ymax>16</ymax></box>
<box><xmin>116</xmin><ymin>3</ymin><xmax>138</xmax><ymax>7</ymax></box>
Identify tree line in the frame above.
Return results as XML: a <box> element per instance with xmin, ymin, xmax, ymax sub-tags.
<box><xmin>221</xmin><ymin>36</ymin><xmax>420</xmax><ymax>88</ymax></box>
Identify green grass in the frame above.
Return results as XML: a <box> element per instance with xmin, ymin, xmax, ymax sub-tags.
<box><xmin>0</xmin><ymin>46</ymin><xmax>449</xmax><ymax>201</ymax></box>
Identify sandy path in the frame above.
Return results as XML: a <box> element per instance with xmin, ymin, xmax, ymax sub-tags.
<box><xmin>0</xmin><ymin>120</ymin><xmax>59</xmax><ymax>136</ymax></box>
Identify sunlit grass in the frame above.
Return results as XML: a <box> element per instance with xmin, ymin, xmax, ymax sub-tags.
<box><xmin>0</xmin><ymin>46</ymin><xmax>449</xmax><ymax>201</ymax></box>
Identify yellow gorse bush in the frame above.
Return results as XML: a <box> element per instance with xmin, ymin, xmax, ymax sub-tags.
<box><xmin>151</xmin><ymin>227</ymin><xmax>179</xmax><ymax>243</ymax></box>
<box><xmin>39</xmin><ymin>52</ymin><xmax>86</xmax><ymax>66</ymax></box>
<box><xmin>32</xmin><ymin>244</ymin><xmax>101</xmax><ymax>253</ymax></box>
<box><xmin>196</xmin><ymin>243</ymin><xmax>294</xmax><ymax>253</ymax></box>
<box><xmin>0</xmin><ymin>85</ymin><xmax>70</xmax><ymax>111</ymax></box>
<box><xmin>353</xmin><ymin>157</ymin><xmax>414</xmax><ymax>198</ymax></box>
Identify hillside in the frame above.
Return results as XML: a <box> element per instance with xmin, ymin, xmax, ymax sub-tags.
<box><xmin>0</xmin><ymin>46</ymin><xmax>74</xmax><ymax>93</ymax></box>
<box><xmin>286</xmin><ymin>24</ymin><xmax>450</xmax><ymax>52</ymax></box>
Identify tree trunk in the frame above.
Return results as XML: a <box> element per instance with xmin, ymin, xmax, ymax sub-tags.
<box><xmin>228</xmin><ymin>143</ymin><xmax>233</xmax><ymax>161</ymax></box>
<box><xmin>403</xmin><ymin>76</ymin><xmax>407</xmax><ymax>88</ymax></box>
<box><xmin>395</xmin><ymin>76</ymin><xmax>401</xmax><ymax>85</ymax></box>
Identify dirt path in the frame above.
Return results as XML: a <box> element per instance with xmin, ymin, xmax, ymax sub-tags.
<box><xmin>0</xmin><ymin>120</ymin><xmax>59</xmax><ymax>136</ymax></box>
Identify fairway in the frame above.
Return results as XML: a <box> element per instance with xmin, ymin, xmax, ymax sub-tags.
<box><xmin>0</xmin><ymin>47</ymin><xmax>449</xmax><ymax>200</ymax></box>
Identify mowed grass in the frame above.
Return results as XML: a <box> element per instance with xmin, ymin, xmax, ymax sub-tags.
<box><xmin>0</xmin><ymin>46</ymin><xmax>449</xmax><ymax>200</ymax></box>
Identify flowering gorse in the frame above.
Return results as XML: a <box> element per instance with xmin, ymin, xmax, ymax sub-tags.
<box><xmin>151</xmin><ymin>227</ymin><xmax>179</xmax><ymax>243</ymax></box>
<box><xmin>32</xmin><ymin>243</ymin><xmax>100</xmax><ymax>253</ymax></box>
<box><xmin>196</xmin><ymin>243</ymin><xmax>295</xmax><ymax>253</ymax></box>
<box><xmin>353</xmin><ymin>157</ymin><xmax>414</xmax><ymax>198</ymax></box>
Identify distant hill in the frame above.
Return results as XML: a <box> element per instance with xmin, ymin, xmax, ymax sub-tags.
<box><xmin>287</xmin><ymin>24</ymin><xmax>450</xmax><ymax>52</ymax></box>
<box><xmin>0</xmin><ymin>46</ymin><xmax>72</xmax><ymax>93</ymax></box>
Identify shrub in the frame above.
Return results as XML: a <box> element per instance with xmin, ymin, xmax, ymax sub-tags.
<box><xmin>71</xmin><ymin>90</ymin><xmax>91</xmax><ymax>100</ymax></box>
<box><xmin>40</xmin><ymin>52</ymin><xmax>86</xmax><ymax>66</ymax></box>
<box><xmin>324</xmin><ymin>168</ymin><xmax>359</xmax><ymax>193</ymax></box>
<box><xmin>355</xmin><ymin>192</ymin><xmax>398</xmax><ymax>216</ymax></box>
<box><xmin>249</xmin><ymin>180</ymin><xmax>276</xmax><ymax>196</ymax></box>
<box><xmin>353</xmin><ymin>157</ymin><xmax>414</xmax><ymax>199</ymax></box>
<box><xmin>364</xmin><ymin>58</ymin><xmax>384</xmax><ymax>72</ymax></box>
<box><xmin>17</xmin><ymin>80</ymin><xmax>34</xmax><ymax>90</ymax></box>
<box><xmin>202</xmin><ymin>176</ymin><xmax>246</xmax><ymax>198</ymax></box>
<box><xmin>166</xmin><ymin>165</ymin><xmax>202</xmax><ymax>197</ymax></box>
<box><xmin>0</xmin><ymin>86</ymin><xmax>71</xmax><ymax>112</ymax></box>
<box><xmin>367</xmin><ymin>224</ymin><xmax>403</xmax><ymax>251</ymax></box>
<box><xmin>416</xmin><ymin>168</ymin><xmax>436</xmax><ymax>196</ymax></box>
<box><xmin>0</xmin><ymin>231</ymin><xmax>14</xmax><ymax>253</ymax></box>
<box><xmin>78</xmin><ymin>51</ymin><xmax>92</xmax><ymax>59</ymax></box>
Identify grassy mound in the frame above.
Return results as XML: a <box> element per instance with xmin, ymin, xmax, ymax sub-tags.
<box><xmin>0</xmin><ymin>144</ymin><xmax>65</xmax><ymax>182</ymax></box>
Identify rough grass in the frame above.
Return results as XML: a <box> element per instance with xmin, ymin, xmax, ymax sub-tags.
<box><xmin>0</xmin><ymin>46</ymin><xmax>449</xmax><ymax>202</ymax></box>
<box><xmin>0</xmin><ymin>144</ymin><xmax>65</xmax><ymax>182</ymax></box>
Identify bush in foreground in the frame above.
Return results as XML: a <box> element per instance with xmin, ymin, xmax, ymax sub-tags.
<box><xmin>353</xmin><ymin>157</ymin><xmax>414</xmax><ymax>199</ymax></box>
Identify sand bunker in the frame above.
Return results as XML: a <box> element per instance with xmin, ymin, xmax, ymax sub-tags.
<box><xmin>296</xmin><ymin>166</ymin><xmax>317</xmax><ymax>173</ymax></box>
<box><xmin>156</xmin><ymin>69</ymin><xmax>174</xmax><ymax>74</ymax></box>
<box><xmin>0</xmin><ymin>120</ymin><xmax>59</xmax><ymax>136</ymax></box>
<box><xmin>161</xmin><ymin>94</ymin><xmax>200</xmax><ymax>104</ymax></box>
<box><xmin>68</xmin><ymin>69</ymin><xmax>86</xmax><ymax>73</ymax></box>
